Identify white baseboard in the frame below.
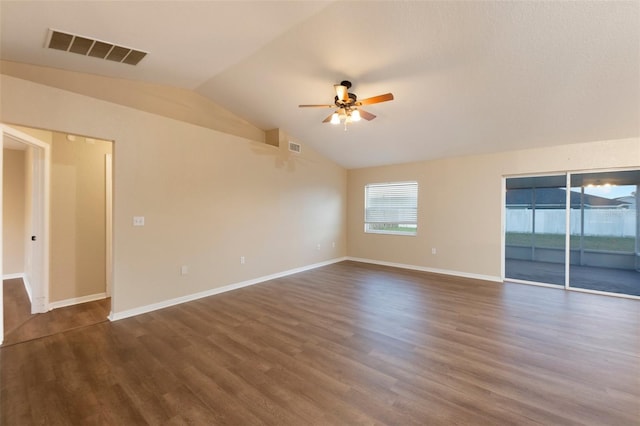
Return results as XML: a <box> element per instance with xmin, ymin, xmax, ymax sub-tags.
<box><xmin>22</xmin><ymin>275</ymin><xmax>33</xmax><ymax>304</ymax></box>
<box><xmin>48</xmin><ymin>292</ymin><xmax>107</xmax><ymax>310</ymax></box>
<box><xmin>109</xmin><ymin>257</ymin><xmax>348</xmax><ymax>322</ymax></box>
<box><xmin>2</xmin><ymin>272</ymin><xmax>24</xmax><ymax>280</ymax></box>
<box><xmin>346</xmin><ymin>257</ymin><xmax>502</xmax><ymax>283</ymax></box>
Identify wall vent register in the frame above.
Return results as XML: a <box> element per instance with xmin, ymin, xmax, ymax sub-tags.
<box><xmin>288</xmin><ymin>141</ymin><xmax>301</xmax><ymax>153</ymax></box>
<box><xmin>45</xmin><ymin>29</ymin><xmax>147</xmax><ymax>66</ymax></box>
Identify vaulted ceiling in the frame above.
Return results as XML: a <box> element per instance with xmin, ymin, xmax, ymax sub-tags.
<box><xmin>1</xmin><ymin>1</ymin><xmax>638</xmax><ymax>169</ymax></box>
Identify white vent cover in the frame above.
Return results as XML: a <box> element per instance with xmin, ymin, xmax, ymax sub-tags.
<box><xmin>288</xmin><ymin>141</ymin><xmax>301</xmax><ymax>153</ymax></box>
<box><xmin>45</xmin><ymin>29</ymin><xmax>147</xmax><ymax>66</ymax></box>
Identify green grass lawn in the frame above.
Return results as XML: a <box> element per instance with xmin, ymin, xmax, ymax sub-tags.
<box><xmin>506</xmin><ymin>232</ymin><xmax>636</xmax><ymax>252</ymax></box>
<box><xmin>366</xmin><ymin>224</ymin><xmax>417</xmax><ymax>234</ymax></box>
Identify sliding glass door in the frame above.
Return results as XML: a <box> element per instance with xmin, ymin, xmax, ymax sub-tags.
<box><xmin>505</xmin><ymin>170</ymin><xmax>640</xmax><ymax>298</ymax></box>
<box><xmin>505</xmin><ymin>175</ymin><xmax>567</xmax><ymax>286</ymax></box>
<box><xmin>569</xmin><ymin>171</ymin><xmax>640</xmax><ymax>296</ymax></box>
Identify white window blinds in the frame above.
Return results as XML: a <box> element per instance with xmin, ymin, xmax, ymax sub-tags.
<box><xmin>365</xmin><ymin>181</ymin><xmax>418</xmax><ymax>235</ymax></box>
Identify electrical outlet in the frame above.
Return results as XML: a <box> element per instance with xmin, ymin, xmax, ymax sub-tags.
<box><xmin>240</xmin><ymin>256</ymin><xmax>245</xmax><ymax>264</ymax></box>
<box><xmin>431</xmin><ymin>248</ymin><xmax>437</xmax><ymax>255</ymax></box>
<box><xmin>316</xmin><ymin>244</ymin><xmax>321</xmax><ymax>251</ymax></box>
<box><xmin>332</xmin><ymin>241</ymin><xmax>336</xmax><ymax>248</ymax></box>
<box><xmin>180</xmin><ymin>265</ymin><xmax>189</xmax><ymax>275</ymax></box>
<box><xmin>133</xmin><ymin>216</ymin><xmax>145</xmax><ymax>226</ymax></box>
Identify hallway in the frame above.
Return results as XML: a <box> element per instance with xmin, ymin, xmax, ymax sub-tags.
<box><xmin>2</xmin><ymin>278</ymin><xmax>110</xmax><ymax>346</ymax></box>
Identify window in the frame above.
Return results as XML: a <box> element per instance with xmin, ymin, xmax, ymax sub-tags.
<box><xmin>365</xmin><ymin>181</ymin><xmax>418</xmax><ymax>235</ymax></box>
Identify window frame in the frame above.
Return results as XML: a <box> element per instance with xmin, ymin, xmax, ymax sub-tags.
<box><xmin>364</xmin><ymin>181</ymin><xmax>418</xmax><ymax>236</ymax></box>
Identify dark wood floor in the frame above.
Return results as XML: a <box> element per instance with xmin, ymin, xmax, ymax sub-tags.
<box><xmin>1</xmin><ymin>261</ymin><xmax>638</xmax><ymax>425</ymax></box>
<box><xmin>2</xmin><ymin>278</ymin><xmax>33</xmax><ymax>336</ymax></box>
<box><xmin>2</xmin><ymin>278</ymin><xmax>110</xmax><ymax>346</ymax></box>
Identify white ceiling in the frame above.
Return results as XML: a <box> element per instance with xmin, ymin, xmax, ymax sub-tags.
<box><xmin>1</xmin><ymin>1</ymin><xmax>638</xmax><ymax>169</ymax></box>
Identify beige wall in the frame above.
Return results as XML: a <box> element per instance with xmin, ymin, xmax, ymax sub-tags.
<box><xmin>8</xmin><ymin>126</ymin><xmax>54</xmax><ymax>145</ymax></box>
<box><xmin>6</xmin><ymin>65</ymin><xmax>634</xmax><ymax>316</ymax></box>
<box><xmin>347</xmin><ymin>138</ymin><xmax>640</xmax><ymax>280</ymax></box>
<box><xmin>0</xmin><ymin>74</ymin><xmax>348</xmax><ymax>315</ymax></box>
<box><xmin>50</xmin><ymin>133</ymin><xmax>112</xmax><ymax>301</ymax></box>
<box><xmin>1</xmin><ymin>60</ymin><xmax>264</xmax><ymax>144</ymax></box>
<box><xmin>2</xmin><ymin>148</ymin><xmax>26</xmax><ymax>275</ymax></box>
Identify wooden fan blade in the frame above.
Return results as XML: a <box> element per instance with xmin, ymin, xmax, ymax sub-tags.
<box><xmin>358</xmin><ymin>109</ymin><xmax>376</xmax><ymax>121</ymax></box>
<box><xmin>334</xmin><ymin>84</ymin><xmax>348</xmax><ymax>101</ymax></box>
<box><xmin>356</xmin><ymin>93</ymin><xmax>394</xmax><ymax>106</ymax></box>
<box><xmin>299</xmin><ymin>104</ymin><xmax>335</xmax><ymax>108</ymax></box>
<box><xmin>322</xmin><ymin>113</ymin><xmax>334</xmax><ymax>123</ymax></box>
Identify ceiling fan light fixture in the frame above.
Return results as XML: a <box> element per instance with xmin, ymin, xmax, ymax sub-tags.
<box><xmin>299</xmin><ymin>80</ymin><xmax>394</xmax><ymax>127</ymax></box>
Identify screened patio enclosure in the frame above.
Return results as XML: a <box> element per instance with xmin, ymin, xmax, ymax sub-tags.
<box><xmin>505</xmin><ymin>170</ymin><xmax>640</xmax><ymax>297</ymax></box>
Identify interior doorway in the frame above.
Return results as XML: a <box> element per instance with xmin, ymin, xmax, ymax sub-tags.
<box><xmin>2</xmin><ymin>124</ymin><xmax>114</xmax><ymax>345</ymax></box>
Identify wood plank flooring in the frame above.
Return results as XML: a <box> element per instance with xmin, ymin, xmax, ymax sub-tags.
<box><xmin>2</xmin><ymin>278</ymin><xmax>33</xmax><ymax>336</ymax></box>
<box><xmin>2</xmin><ymin>278</ymin><xmax>110</xmax><ymax>346</ymax></box>
<box><xmin>1</xmin><ymin>261</ymin><xmax>638</xmax><ymax>425</ymax></box>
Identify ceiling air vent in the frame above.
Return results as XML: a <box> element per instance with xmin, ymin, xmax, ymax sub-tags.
<box><xmin>46</xmin><ymin>29</ymin><xmax>147</xmax><ymax>66</ymax></box>
<box><xmin>288</xmin><ymin>141</ymin><xmax>301</xmax><ymax>153</ymax></box>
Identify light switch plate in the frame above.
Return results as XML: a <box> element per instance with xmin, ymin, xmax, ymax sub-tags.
<box><xmin>133</xmin><ymin>216</ymin><xmax>145</xmax><ymax>226</ymax></box>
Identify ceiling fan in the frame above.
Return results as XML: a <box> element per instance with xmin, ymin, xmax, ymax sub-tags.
<box><xmin>299</xmin><ymin>80</ymin><xmax>394</xmax><ymax>129</ymax></box>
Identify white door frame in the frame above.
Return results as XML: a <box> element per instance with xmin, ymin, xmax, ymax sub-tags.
<box><xmin>0</xmin><ymin>124</ymin><xmax>50</xmax><ymax>343</ymax></box>
<box><xmin>0</xmin><ymin>143</ymin><xmax>3</xmax><ymax>343</ymax></box>
<box><xmin>105</xmin><ymin>153</ymin><xmax>113</xmax><ymax>297</ymax></box>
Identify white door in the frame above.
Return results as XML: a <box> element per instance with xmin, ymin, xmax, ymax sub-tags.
<box><xmin>26</xmin><ymin>144</ymin><xmax>47</xmax><ymax>312</ymax></box>
<box><xmin>0</xmin><ymin>125</ymin><xmax>50</xmax><ymax>343</ymax></box>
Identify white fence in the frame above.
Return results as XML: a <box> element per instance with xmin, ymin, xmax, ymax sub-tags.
<box><xmin>506</xmin><ymin>209</ymin><xmax>637</xmax><ymax>237</ymax></box>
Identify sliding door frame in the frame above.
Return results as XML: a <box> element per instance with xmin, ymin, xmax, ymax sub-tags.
<box><xmin>503</xmin><ymin>167</ymin><xmax>640</xmax><ymax>300</ymax></box>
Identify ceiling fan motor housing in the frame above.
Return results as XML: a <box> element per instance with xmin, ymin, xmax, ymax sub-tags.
<box><xmin>335</xmin><ymin>92</ymin><xmax>357</xmax><ymax>107</ymax></box>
